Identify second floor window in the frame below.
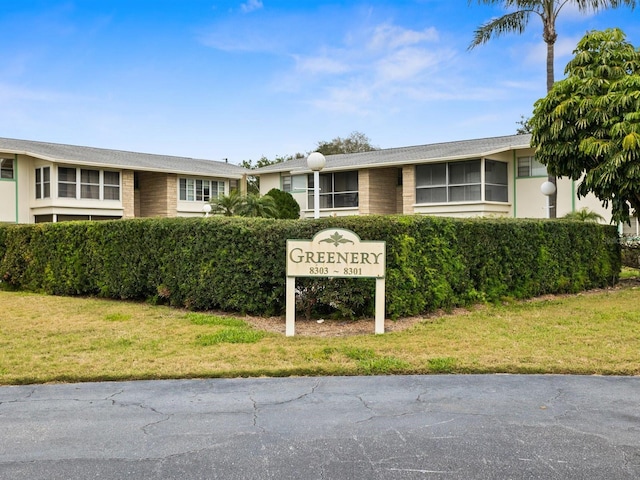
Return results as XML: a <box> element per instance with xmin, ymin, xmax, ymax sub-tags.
<box><xmin>57</xmin><ymin>166</ymin><xmax>120</xmax><ymax>200</ymax></box>
<box><xmin>308</xmin><ymin>171</ymin><xmax>359</xmax><ymax>209</ymax></box>
<box><xmin>179</xmin><ymin>178</ymin><xmax>225</xmax><ymax>202</ymax></box>
<box><xmin>58</xmin><ymin>167</ymin><xmax>77</xmax><ymax>198</ymax></box>
<box><xmin>416</xmin><ymin>159</ymin><xmax>508</xmax><ymax>204</ymax></box>
<box><xmin>517</xmin><ymin>156</ymin><xmax>547</xmax><ymax>177</ymax></box>
<box><xmin>0</xmin><ymin>158</ymin><xmax>13</xmax><ymax>179</ymax></box>
<box><xmin>35</xmin><ymin>166</ymin><xmax>51</xmax><ymax>199</ymax></box>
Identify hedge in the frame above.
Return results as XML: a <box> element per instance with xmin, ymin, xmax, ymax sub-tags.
<box><xmin>0</xmin><ymin>216</ymin><xmax>620</xmax><ymax>318</ymax></box>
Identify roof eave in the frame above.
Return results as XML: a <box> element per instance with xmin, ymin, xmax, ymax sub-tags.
<box><xmin>8</xmin><ymin>149</ymin><xmax>248</xmax><ymax>178</ymax></box>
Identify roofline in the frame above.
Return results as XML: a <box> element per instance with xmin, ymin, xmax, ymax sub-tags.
<box><xmin>259</xmin><ymin>141</ymin><xmax>535</xmax><ymax>175</ymax></box>
<box><xmin>4</xmin><ymin>147</ymin><xmax>247</xmax><ymax>179</ymax></box>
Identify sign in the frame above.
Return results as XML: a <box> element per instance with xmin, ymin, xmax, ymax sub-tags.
<box><xmin>287</xmin><ymin>229</ymin><xmax>385</xmax><ymax>279</ymax></box>
<box><xmin>285</xmin><ymin>228</ymin><xmax>386</xmax><ymax>336</ymax></box>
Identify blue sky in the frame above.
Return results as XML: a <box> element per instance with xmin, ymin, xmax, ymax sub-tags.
<box><xmin>1</xmin><ymin>1</ymin><xmax>638</xmax><ymax>164</ymax></box>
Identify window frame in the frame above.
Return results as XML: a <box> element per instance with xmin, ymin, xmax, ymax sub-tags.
<box><xmin>35</xmin><ymin>166</ymin><xmax>51</xmax><ymax>199</ymax></box>
<box><xmin>0</xmin><ymin>158</ymin><xmax>14</xmax><ymax>179</ymax></box>
<box><xmin>80</xmin><ymin>169</ymin><xmax>101</xmax><ymax>199</ymax></box>
<box><xmin>415</xmin><ymin>159</ymin><xmax>509</xmax><ymax>204</ymax></box>
<box><xmin>307</xmin><ymin>170</ymin><xmax>359</xmax><ymax>210</ymax></box>
<box><xmin>517</xmin><ymin>156</ymin><xmax>547</xmax><ymax>177</ymax></box>
<box><xmin>179</xmin><ymin>177</ymin><xmax>225</xmax><ymax>202</ymax></box>
<box><xmin>56</xmin><ymin>166</ymin><xmax>120</xmax><ymax>200</ymax></box>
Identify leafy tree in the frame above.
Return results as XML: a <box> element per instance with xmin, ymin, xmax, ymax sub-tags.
<box><xmin>469</xmin><ymin>0</ymin><xmax>637</xmax><ymax>217</ymax></box>
<box><xmin>563</xmin><ymin>208</ymin><xmax>605</xmax><ymax>222</ymax></box>
<box><xmin>516</xmin><ymin>115</ymin><xmax>532</xmax><ymax>134</ymax></box>
<box><xmin>530</xmin><ymin>28</ymin><xmax>640</xmax><ymax>224</ymax></box>
<box><xmin>241</xmin><ymin>154</ymin><xmax>304</xmax><ymax>194</ymax></box>
<box><xmin>315</xmin><ymin>131</ymin><xmax>378</xmax><ymax>155</ymax></box>
<box><xmin>265</xmin><ymin>188</ymin><xmax>300</xmax><ymax>219</ymax></box>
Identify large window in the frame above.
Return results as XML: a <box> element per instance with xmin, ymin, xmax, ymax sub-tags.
<box><xmin>35</xmin><ymin>166</ymin><xmax>51</xmax><ymax>199</ymax></box>
<box><xmin>0</xmin><ymin>158</ymin><xmax>13</xmax><ymax>179</ymax></box>
<box><xmin>517</xmin><ymin>156</ymin><xmax>546</xmax><ymax>177</ymax></box>
<box><xmin>416</xmin><ymin>159</ymin><xmax>508</xmax><ymax>204</ymax></box>
<box><xmin>57</xmin><ymin>166</ymin><xmax>120</xmax><ymax>200</ymax></box>
<box><xmin>179</xmin><ymin>178</ymin><xmax>225</xmax><ymax>202</ymax></box>
<box><xmin>308</xmin><ymin>171</ymin><xmax>358</xmax><ymax>209</ymax></box>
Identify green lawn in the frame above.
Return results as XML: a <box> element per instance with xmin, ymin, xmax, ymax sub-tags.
<box><xmin>1</xmin><ymin>277</ymin><xmax>639</xmax><ymax>384</ymax></box>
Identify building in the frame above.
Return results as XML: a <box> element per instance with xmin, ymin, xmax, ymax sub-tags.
<box><xmin>0</xmin><ymin>138</ymin><xmax>248</xmax><ymax>224</ymax></box>
<box><xmin>256</xmin><ymin>134</ymin><xmax>617</xmax><ymax>225</ymax></box>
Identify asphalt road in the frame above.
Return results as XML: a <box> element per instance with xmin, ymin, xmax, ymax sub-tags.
<box><xmin>1</xmin><ymin>375</ymin><xmax>639</xmax><ymax>479</ymax></box>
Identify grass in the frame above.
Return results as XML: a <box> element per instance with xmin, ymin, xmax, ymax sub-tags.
<box><xmin>1</xmin><ymin>276</ymin><xmax>639</xmax><ymax>384</ymax></box>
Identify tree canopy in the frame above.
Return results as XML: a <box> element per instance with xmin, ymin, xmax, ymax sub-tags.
<box><xmin>240</xmin><ymin>131</ymin><xmax>377</xmax><ymax>194</ymax></box>
<box><xmin>530</xmin><ymin>28</ymin><xmax>640</xmax><ymax>223</ymax></box>
<box><xmin>315</xmin><ymin>131</ymin><xmax>377</xmax><ymax>156</ymax></box>
<box><xmin>469</xmin><ymin>0</ymin><xmax>637</xmax><ymax>217</ymax></box>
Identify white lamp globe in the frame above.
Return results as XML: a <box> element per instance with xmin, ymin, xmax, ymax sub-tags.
<box><xmin>202</xmin><ymin>204</ymin><xmax>212</xmax><ymax>215</ymax></box>
<box><xmin>307</xmin><ymin>152</ymin><xmax>326</xmax><ymax>171</ymax></box>
<box><xmin>540</xmin><ymin>181</ymin><xmax>556</xmax><ymax>196</ymax></box>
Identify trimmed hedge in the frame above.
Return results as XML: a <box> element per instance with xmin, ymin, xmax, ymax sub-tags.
<box><xmin>0</xmin><ymin>216</ymin><xmax>620</xmax><ymax>318</ymax></box>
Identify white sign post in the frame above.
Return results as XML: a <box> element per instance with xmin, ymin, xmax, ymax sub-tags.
<box><xmin>285</xmin><ymin>228</ymin><xmax>386</xmax><ymax>336</ymax></box>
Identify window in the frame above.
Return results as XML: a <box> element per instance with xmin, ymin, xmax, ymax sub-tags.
<box><xmin>0</xmin><ymin>158</ymin><xmax>13</xmax><ymax>179</ymax></box>
<box><xmin>416</xmin><ymin>159</ymin><xmax>508</xmax><ymax>204</ymax></box>
<box><xmin>416</xmin><ymin>160</ymin><xmax>481</xmax><ymax>203</ymax></box>
<box><xmin>35</xmin><ymin>166</ymin><xmax>51</xmax><ymax>199</ymax></box>
<box><xmin>81</xmin><ymin>169</ymin><xmax>100</xmax><ymax>199</ymax></box>
<box><xmin>179</xmin><ymin>178</ymin><xmax>225</xmax><ymax>202</ymax></box>
<box><xmin>517</xmin><ymin>156</ymin><xmax>546</xmax><ymax>177</ymax></box>
<box><xmin>104</xmin><ymin>171</ymin><xmax>120</xmax><ymax>200</ymax></box>
<box><xmin>485</xmin><ymin>160</ymin><xmax>508</xmax><ymax>202</ymax></box>
<box><xmin>58</xmin><ymin>167</ymin><xmax>77</xmax><ymax>198</ymax></box>
<box><xmin>307</xmin><ymin>171</ymin><xmax>358</xmax><ymax>209</ymax></box>
<box><xmin>282</xmin><ymin>175</ymin><xmax>292</xmax><ymax>192</ymax></box>
<box><xmin>57</xmin><ymin>167</ymin><xmax>120</xmax><ymax>200</ymax></box>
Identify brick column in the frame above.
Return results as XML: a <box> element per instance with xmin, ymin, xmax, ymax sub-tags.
<box><xmin>121</xmin><ymin>170</ymin><xmax>135</xmax><ymax>219</ymax></box>
<box><xmin>402</xmin><ymin>166</ymin><xmax>415</xmax><ymax>214</ymax></box>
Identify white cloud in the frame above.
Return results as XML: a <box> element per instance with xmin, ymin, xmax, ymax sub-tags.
<box><xmin>240</xmin><ymin>0</ymin><xmax>263</xmax><ymax>14</ymax></box>
<box><xmin>374</xmin><ymin>47</ymin><xmax>448</xmax><ymax>82</ymax></box>
<box><xmin>368</xmin><ymin>24</ymin><xmax>439</xmax><ymax>51</ymax></box>
<box><xmin>293</xmin><ymin>53</ymin><xmax>351</xmax><ymax>75</ymax></box>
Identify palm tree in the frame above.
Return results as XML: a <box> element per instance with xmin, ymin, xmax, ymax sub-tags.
<box><xmin>209</xmin><ymin>190</ymin><xmax>244</xmax><ymax>216</ymax></box>
<box><xmin>237</xmin><ymin>193</ymin><xmax>279</xmax><ymax>218</ymax></box>
<box><xmin>468</xmin><ymin>0</ymin><xmax>637</xmax><ymax>217</ymax></box>
<box><xmin>563</xmin><ymin>208</ymin><xmax>604</xmax><ymax>222</ymax></box>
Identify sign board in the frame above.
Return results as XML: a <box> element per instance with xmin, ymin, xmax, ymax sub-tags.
<box><xmin>285</xmin><ymin>228</ymin><xmax>386</xmax><ymax>336</ymax></box>
<box><xmin>287</xmin><ymin>229</ymin><xmax>385</xmax><ymax>279</ymax></box>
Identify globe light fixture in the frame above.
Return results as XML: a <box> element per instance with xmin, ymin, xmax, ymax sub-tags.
<box><xmin>540</xmin><ymin>181</ymin><xmax>556</xmax><ymax>219</ymax></box>
<box><xmin>307</xmin><ymin>152</ymin><xmax>326</xmax><ymax>219</ymax></box>
<box><xmin>202</xmin><ymin>203</ymin><xmax>212</xmax><ymax>218</ymax></box>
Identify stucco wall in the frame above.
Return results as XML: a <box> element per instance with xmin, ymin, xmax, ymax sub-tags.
<box><xmin>0</xmin><ymin>180</ymin><xmax>16</xmax><ymax>222</ymax></box>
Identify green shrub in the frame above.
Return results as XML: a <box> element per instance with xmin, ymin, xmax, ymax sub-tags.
<box><xmin>0</xmin><ymin>215</ymin><xmax>621</xmax><ymax>319</ymax></box>
<box><xmin>265</xmin><ymin>188</ymin><xmax>300</xmax><ymax>219</ymax></box>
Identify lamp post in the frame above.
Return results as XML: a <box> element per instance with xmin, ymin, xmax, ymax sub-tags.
<box><xmin>540</xmin><ymin>181</ymin><xmax>556</xmax><ymax>219</ymax></box>
<box><xmin>202</xmin><ymin>203</ymin><xmax>212</xmax><ymax>218</ymax></box>
<box><xmin>307</xmin><ymin>152</ymin><xmax>326</xmax><ymax>219</ymax></box>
